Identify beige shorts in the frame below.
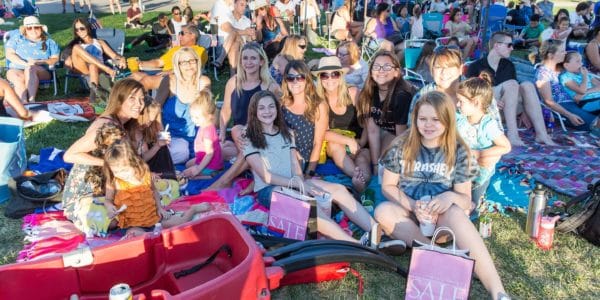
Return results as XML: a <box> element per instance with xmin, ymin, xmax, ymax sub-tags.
<box><xmin>493</xmin><ymin>81</ymin><xmax>524</xmax><ymax>114</ymax></box>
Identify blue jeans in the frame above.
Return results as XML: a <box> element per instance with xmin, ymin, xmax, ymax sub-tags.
<box><xmin>12</xmin><ymin>1</ymin><xmax>35</xmax><ymax>17</ymax></box>
<box><xmin>581</xmin><ymin>98</ymin><xmax>600</xmax><ymax>114</ymax></box>
<box><xmin>561</xmin><ymin>101</ymin><xmax>598</xmax><ymax>130</ymax></box>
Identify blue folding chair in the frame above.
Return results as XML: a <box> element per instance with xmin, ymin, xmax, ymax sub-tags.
<box><xmin>3</xmin><ymin>30</ymin><xmax>58</xmax><ymax>97</ymax></box>
<box><xmin>480</xmin><ymin>5</ymin><xmax>508</xmax><ymax>34</ymax></box>
<box><xmin>422</xmin><ymin>13</ymin><xmax>444</xmax><ymax>39</ymax></box>
<box><xmin>404</xmin><ymin>39</ymin><xmax>429</xmax><ymax>88</ymax></box>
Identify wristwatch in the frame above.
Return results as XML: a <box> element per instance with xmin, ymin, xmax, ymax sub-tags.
<box><xmin>307</xmin><ymin>170</ymin><xmax>316</xmax><ymax>177</ymax></box>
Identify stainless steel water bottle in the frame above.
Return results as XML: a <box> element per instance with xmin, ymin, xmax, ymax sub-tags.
<box><xmin>526</xmin><ymin>184</ymin><xmax>547</xmax><ymax>238</ymax></box>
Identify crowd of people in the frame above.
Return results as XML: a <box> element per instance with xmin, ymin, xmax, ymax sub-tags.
<box><xmin>5</xmin><ymin>1</ymin><xmax>600</xmax><ymax>299</ymax></box>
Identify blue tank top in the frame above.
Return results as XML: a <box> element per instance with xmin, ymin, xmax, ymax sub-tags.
<box><xmin>231</xmin><ymin>83</ymin><xmax>263</xmax><ymax>125</ymax></box>
<box><xmin>283</xmin><ymin>107</ymin><xmax>314</xmax><ymax>163</ymax></box>
<box><xmin>162</xmin><ymin>95</ymin><xmax>197</xmax><ymax>154</ymax></box>
<box><xmin>262</xmin><ymin>25</ymin><xmax>281</xmax><ymax>44</ymax></box>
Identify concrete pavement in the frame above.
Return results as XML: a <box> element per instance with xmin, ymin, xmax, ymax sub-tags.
<box><xmin>34</xmin><ymin>0</ymin><xmax>216</xmax><ymax>14</ymax></box>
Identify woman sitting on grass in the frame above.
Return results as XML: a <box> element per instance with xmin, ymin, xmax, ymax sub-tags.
<box><xmin>375</xmin><ymin>91</ymin><xmax>510</xmax><ymax>300</ymax></box>
<box><xmin>63</xmin><ymin>79</ymin><xmax>145</xmax><ymax>226</ymax></box>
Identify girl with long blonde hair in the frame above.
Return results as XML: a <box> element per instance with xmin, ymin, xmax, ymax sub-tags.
<box><xmin>271</xmin><ymin>35</ymin><xmax>308</xmax><ymax>84</ymax></box>
<box><xmin>375</xmin><ymin>91</ymin><xmax>509</xmax><ymax>300</ymax></box>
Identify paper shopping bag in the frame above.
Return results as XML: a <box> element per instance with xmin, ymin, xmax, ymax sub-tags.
<box><xmin>405</xmin><ymin>227</ymin><xmax>474</xmax><ymax>300</ymax></box>
<box><xmin>268</xmin><ymin>187</ymin><xmax>312</xmax><ymax>240</ymax></box>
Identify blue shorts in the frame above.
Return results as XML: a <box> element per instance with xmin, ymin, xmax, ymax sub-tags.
<box><xmin>256</xmin><ymin>185</ymin><xmax>276</xmax><ymax>209</ymax></box>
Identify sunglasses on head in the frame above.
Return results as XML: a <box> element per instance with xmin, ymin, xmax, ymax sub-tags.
<box><xmin>433</xmin><ymin>45</ymin><xmax>461</xmax><ymax>54</ymax></box>
<box><xmin>319</xmin><ymin>71</ymin><xmax>341</xmax><ymax>80</ymax></box>
<box><xmin>285</xmin><ymin>74</ymin><xmax>306</xmax><ymax>83</ymax></box>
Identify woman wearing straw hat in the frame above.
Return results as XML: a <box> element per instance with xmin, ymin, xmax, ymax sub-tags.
<box><xmin>5</xmin><ymin>16</ymin><xmax>60</xmax><ymax>103</ymax></box>
<box><xmin>313</xmin><ymin>56</ymin><xmax>371</xmax><ymax>193</ymax></box>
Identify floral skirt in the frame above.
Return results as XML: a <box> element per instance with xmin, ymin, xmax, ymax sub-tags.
<box><xmin>61</xmin><ymin>163</ymin><xmax>94</xmax><ymax>222</ymax></box>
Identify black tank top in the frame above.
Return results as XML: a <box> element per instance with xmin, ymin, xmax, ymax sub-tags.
<box><xmin>329</xmin><ymin>104</ymin><xmax>362</xmax><ymax>136</ymax></box>
<box><xmin>231</xmin><ymin>83</ymin><xmax>263</xmax><ymax>126</ymax></box>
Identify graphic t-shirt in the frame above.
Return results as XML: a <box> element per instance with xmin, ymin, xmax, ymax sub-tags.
<box><xmin>380</xmin><ymin>140</ymin><xmax>477</xmax><ymax>200</ymax></box>
<box><xmin>370</xmin><ymin>85</ymin><xmax>412</xmax><ymax>133</ymax></box>
<box><xmin>243</xmin><ymin>132</ymin><xmax>296</xmax><ymax>192</ymax></box>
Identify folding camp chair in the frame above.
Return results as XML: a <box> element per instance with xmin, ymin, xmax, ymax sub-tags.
<box><xmin>422</xmin><ymin>12</ymin><xmax>444</xmax><ymax>40</ymax></box>
<box><xmin>3</xmin><ymin>30</ymin><xmax>58</xmax><ymax>96</ymax></box>
<box><xmin>403</xmin><ymin>39</ymin><xmax>429</xmax><ymax>88</ymax></box>
<box><xmin>480</xmin><ymin>4</ymin><xmax>507</xmax><ymax>36</ymax></box>
<box><xmin>64</xmin><ymin>28</ymin><xmax>125</xmax><ymax>95</ymax></box>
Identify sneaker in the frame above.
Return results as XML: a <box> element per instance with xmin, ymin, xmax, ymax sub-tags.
<box><xmin>377</xmin><ymin>237</ymin><xmax>407</xmax><ymax>256</ymax></box>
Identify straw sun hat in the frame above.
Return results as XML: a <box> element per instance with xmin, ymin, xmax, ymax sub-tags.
<box><xmin>311</xmin><ymin>56</ymin><xmax>349</xmax><ymax>77</ymax></box>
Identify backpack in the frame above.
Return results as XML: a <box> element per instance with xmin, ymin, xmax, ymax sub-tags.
<box><xmin>556</xmin><ymin>180</ymin><xmax>600</xmax><ymax>246</ymax></box>
<box><xmin>4</xmin><ymin>169</ymin><xmax>67</xmax><ymax>219</ymax></box>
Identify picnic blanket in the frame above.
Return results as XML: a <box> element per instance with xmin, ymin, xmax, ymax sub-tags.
<box><xmin>22</xmin><ymin>98</ymin><xmax>95</xmax><ymax>127</ymax></box>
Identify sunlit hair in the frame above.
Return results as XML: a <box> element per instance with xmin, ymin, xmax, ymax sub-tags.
<box><xmin>430</xmin><ymin>46</ymin><xmax>462</xmax><ymax>72</ymax></box>
<box><xmin>189</xmin><ymin>90</ymin><xmax>217</xmax><ymax>125</ymax></box>
<box><xmin>337</xmin><ymin>41</ymin><xmax>360</xmax><ymax>65</ymax></box>
<box><xmin>103</xmin><ymin>78</ymin><xmax>145</xmax><ymax>127</ymax></box>
<box><xmin>530</xmin><ymin>39</ymin><xmax>564</xmax><ymax>64</ymax></box>
<box><xmin>103</xmin><ymin>139</ymin><xmax>150</xmax><ymax>189</ymax></box>
<box><xmin>281</xmin><ymin>60</ymin><xmax>323</xmax><ymax>122</ymax></box>
<box><xmin>315</xmin><ymin>68</ymin><xmax>353</xmax><ymax>108</ymax></box>
<box><xmin>357</xmin><ymin>51</ymin><xmax>414</xmax><ymax>127</ymax></box>
<box><xmin>182</xmin><ymin>24</ymin><xmax>200</xmax><ymax>43</ymax></box>
<box><xmin>131</xmin><ymin>97</ymin><xmax>163</xmax><ymax>146</ymax></box>
<box><xmin>173</xmin><ymin>47</ymin><xmax>202</xmax><ymax>87</ymax></box>
<box><xmin>246</xmin><ymin>90</ymin><xmax>293</xmax><ymax>149</ymax></box>
<box><xmin>236</xmin><ymin>43</ymin><xmax>275</xmax><ymax>95</ymax></box>
<box><xmin>563</xmin><ymin>51</ymin><xmax>581</xmax><ymax>65</ymax></box>
<box><xmin>457</xmin><ymin>72</ymin><xmax>494</xmax><ymax>112</ymax></box>
<box><xmin>280</xmin><ymin>35</ymin><xmax>307</xmax><ymax>60</ymax></box>
<box><xmin>386</xmin><ymin>91</ymin><xmax>469</xmax><ymax>176</ymax></box>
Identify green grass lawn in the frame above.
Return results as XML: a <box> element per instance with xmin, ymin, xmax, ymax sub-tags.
<box><xmin>1</xmin><ymin>3</ymin><xmax>599</xmax><ymax>299</ymax></box>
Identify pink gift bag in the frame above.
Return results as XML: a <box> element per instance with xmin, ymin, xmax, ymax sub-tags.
<box><xmin>405</xmin><ymin>227</ymin><xmax>474</xmax><ymax>300</ymax></box>
<box><xmin>268</xmin><ymin>185</ymin><xmax>313</xmax><ymax>240</ymax></box>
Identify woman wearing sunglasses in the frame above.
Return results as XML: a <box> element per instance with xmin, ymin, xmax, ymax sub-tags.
<box><xmin>206</xmin><ymin>43</ymin><xmax>281</xmax><ymax>190</ymax></box>
<box><xmin>63</xmin><ymin>18</ymin><xmax>127</xmax><ymax>102</ymax></box>
<box><xmin>357</xmin><ymin>51</ymin><xmax>415</xmax><ymax>175</ymax></box>
<box><xmin>255</xmin><ymin>2</ymin><xmax>288</xmax><ymax>60</ymax></box>
<box><xmin>161</xmin><ymin>47</ymin><xmax>212</xmax><ymax>164</ymax></box>
<box><xmin>314</xmin><ymin>56</ymin><xmax>371</xmax><ymax>193</ymax></box>
<box><xmin>271</xmin><ymin>35</ymin><xmax>307</xmax><ymax>84</ymax></box>
<box><xmin>281</xmin><ymin>60</ymin><xmax>327</xmax><ymax>177</ymax></box>
<box><xmin>5</xmin><ymin>16</ymin><xmax>59</xmax><ymax>103</ymax></box>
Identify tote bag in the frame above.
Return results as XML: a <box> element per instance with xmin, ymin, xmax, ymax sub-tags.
<box><xmin>268</xmin><ymin>178</ymin><xmax>317</xmax><ymax>240</ymax></box>
<box><xmin>0</xmin><ymin>117</ymin><xmax>26</xmax><ymax>203</ymax></box>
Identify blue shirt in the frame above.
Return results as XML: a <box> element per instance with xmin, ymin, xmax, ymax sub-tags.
<box><xmin>162</xmin><ymin>95</ymin><xmax>198</xmax><ymax>155</ymax></box>
<box><xmin>6</xmin><ymin>33</ymin><xmax>60</xmax><ymax>70</ymax></box>
<box><xmin>559</xmin><ymin>71</ymin><xmax>600</xmax><ymax>100</ymax></box>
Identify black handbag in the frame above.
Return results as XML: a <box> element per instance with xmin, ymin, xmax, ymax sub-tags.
<box><xmin>4</xmin><ymin>169</ymin><xmax>67</xmax><ymax>219</ymax></box>
<box><xmin>556</xmin><ymin>180</ymin><xmax>600</xmax><ymax>246</ymax></box>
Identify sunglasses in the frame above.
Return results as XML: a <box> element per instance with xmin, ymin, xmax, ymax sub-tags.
<box><xmin>372</xmin><ymin>63</ymin><xmax>395</xmax><ymax>72</ymax></box>
<box><xmin>173</xmin><ymin>12</ymin><xmax>181</xmax><ymax>15</ymax></box>
<box><xmin>178</xmin><ymin>59</ymin><xmax>198</xmax><ymax>67</ymax></box>
<box><xmin>298</xmin><ymin>44</ymin><xmax>307</xmax><ymax>49</ymax></box>
<box><xmin>433</xmin><ymin>45</ymin><xmax>461</xmax><ymax>54</ymax></box>
<box><xmin>285</xmin><ymin>74</ymin><xmax>306</xmax><ymax>83</ymax></box>
<box><xmin>497</xmin><ymin>41</ymin><xmax>514</xmax><ymax>48</ymax></box>
<box><xmin>319</xmin><ymin>71</ymin><xmax>341</xmax><ymax>80</ymax></box>
<box><xmin>26</xmin><ymin>26</ymin><xmax>42</xmax><ymax>31</ymax></box>
<box><xmin>75</xmin><ymin>26</ymin><xmax>86</xmax><ymax>32</ymax></box>
<box><xmin>179</xmin><ymin>31</ymin><xmax>188</xmax><ymax>36</ymax></box>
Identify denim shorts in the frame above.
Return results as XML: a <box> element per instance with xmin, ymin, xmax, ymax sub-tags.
<box><xmin>256</xmin><ymin>185</ymin><xmax>276</xmax><ymax>209</ymax></box>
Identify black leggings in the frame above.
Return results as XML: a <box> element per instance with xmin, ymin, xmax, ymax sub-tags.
<box><xmin>129</xmin><ymin>33</ymin><xmax>171</xmax><ymax>49</ymax></box>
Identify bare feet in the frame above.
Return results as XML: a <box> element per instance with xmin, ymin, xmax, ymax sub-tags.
<box><xmin>535</xmin><ymin>135</ymin><xmax>558</xmax><ymax>146</ymax></box>
<box><xmin>204</xmin><ymin>178</ymin><xmax>231</xmax><ymax>191</ymax></box>
<box><xmin>507</xmin><ymin>135</ymin><xmax>526</xmax><ymax>147</ymax></box>
<box><xmin>352</xmin><ymin>167</ymin><xmax>367</xmax><ymax>194</ymax></box>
